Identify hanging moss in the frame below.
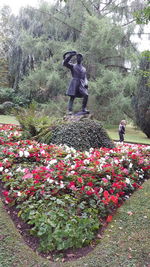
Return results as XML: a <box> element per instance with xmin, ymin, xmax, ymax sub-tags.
<box><xmin>50</xmin><ymin>119</ymin><xmax>114</xmax><ymax>151</ymax></box>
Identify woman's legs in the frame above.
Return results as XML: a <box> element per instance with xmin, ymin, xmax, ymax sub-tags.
<box><xmin>119</xmin><ymin>132</ymin><xmax>124</xmax><ymax>142</ymax></box>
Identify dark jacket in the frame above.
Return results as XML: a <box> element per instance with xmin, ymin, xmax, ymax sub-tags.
<box><xmin>119</xmin><ymin>124</ymin><xmax>125</xmax><ymax>134</ymax></box>
<box><xmin>63</xmin><ymin>55</ymin><xmax>88</xmax><ymax>98</ymax></box>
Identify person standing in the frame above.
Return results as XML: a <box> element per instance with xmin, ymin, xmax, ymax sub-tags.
<box><xmin>118</xmin><ymin>120</ymin><xmax>126</xmax><ymax>143</ymax></box>
<box><xmin>63</xmin><ymin>51</ymin><xmax>89</xmax><ymax>115</ymax></box>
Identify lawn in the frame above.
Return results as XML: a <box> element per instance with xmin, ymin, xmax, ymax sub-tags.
<box><xmin>0</xmin><ymin>115</ymin><xmax>19</xmax><ymax>125</ymax></box>
<box><xmin>107</xmin><ymin>124</ymin><xmax>150</xmax><ymax>145</ymax></box>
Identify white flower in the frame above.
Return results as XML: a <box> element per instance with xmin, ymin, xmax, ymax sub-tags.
<box><xmin>85</xmin><ymin>151</ymin><xmax>90</xmax><ymax>157</ymax></box>
<box><xmin>114</xmin><ymin>159</ymin><xmax>119</xmax><ymax>164</ymax></box>
<box><xmin>49</xmin><ymin>159</ymin><xmax>57</xmax><ymax>165</ymax></box>
<box><xmin>64</xmin><ymin>154</ymin><xmax>71</xmax><ymax>159</ymax></box>
<box><xmin>16</xmin><ymin>167</ymin><xmax>23</xmax><ymax>172</ymax></box>
<box><xmin>125</xmin><ymin>178</ymin><xmax>131</xmax><ymax>184</ymax></box>
<box><xmin>0</xmin><ymin>167</ymin><xmax>3</xmax><ymax>172</ymax></box>
<box><xmin>106</xmin><ymin>175</ymin><xmax>111</xmax><ymax>180</ymax></box>
<box><xmin>5</xmin><ymin>169</ymin><xmax>9</xmax><ymax>173</ymax></box>
<box><xmin>40</xmin><ymin>150</ymin><xmax>45</xmax><ymax>155</ymax></box>
<box><xmin>71</xmin><ymin>165</ymin><xmax>76</xmax><ymax>170</ymax></box>
<box><xmin>24</xmin><ymin>151</ymin><xmax>30</xmax><ymax>157</ymax></box>
<box><xmin>129</xmin><ymin>163</ymin><xmax>133</xmax><ymax>169</ymax></box>
<box><xmin>60</xmin><ymin>182</ymin><xmax>65</xmax><ymax>188</ymax></box>
<box><xmin>99</xmin><ymin>188</ymin><xmax>103</xmax><ymax>193</ymax></box>
<box><xmin>19</xmin><ymin>151</ymin><xmax>24</xmax><ymax>157</ymax></box>
<box><xmin>84</xmin><ymin>159</ymin><xmax>90</xmax><ymax>165</ymax></box>
<box><xmin>69</xmin><ymin>171</ymin><xmax>75</xmax><ymax>175</ymax></box>
<box><xmin>47</xmin><ymin>178</ymin><xmax>54</xmax><ymax>184</ymax></box>
<box><xmin>17</xmin><ymin>191</ymin><xmax>21</xmax><ymax>196</ymax></box>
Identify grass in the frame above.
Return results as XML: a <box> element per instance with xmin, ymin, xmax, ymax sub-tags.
<box><xmin>0</xmin><ymin>180</ymin><xmax>150</xmax><ymax>267</ymax></box>
<box><xmin>0</xmin><ymin>115</ymin><xmax>19</xmax><ymax>125</ymax></box>
<box><xmin>107</xmin><ymin>124</ymin><xmax>150</xmax><ymax>145</ymax></box>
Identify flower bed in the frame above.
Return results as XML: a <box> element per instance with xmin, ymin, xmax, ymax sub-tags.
<box><xmin>0</xmin><ymin>124</ymin><xmax>150</xmax><ymax>253</ymax></box>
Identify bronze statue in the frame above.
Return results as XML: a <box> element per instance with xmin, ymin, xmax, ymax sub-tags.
<box><xmin>63</xmin><ymin>51</ymin><xmax>89</xmax><ymax>115</ymax></box>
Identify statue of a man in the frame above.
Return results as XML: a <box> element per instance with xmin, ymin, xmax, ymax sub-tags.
<box><xmin>63</xmin><ymin>51</ymin><xmax>89</xmax><ymax>115</ymax></box>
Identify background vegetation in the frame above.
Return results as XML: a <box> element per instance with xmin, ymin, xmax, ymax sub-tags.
<box><xmin>0</xmin><ymin>0</ymin><xmax>149</xmax><ymax>137</ymax></box>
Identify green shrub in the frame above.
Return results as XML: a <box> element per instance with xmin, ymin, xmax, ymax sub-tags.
<box><xmin>14</xmin><ymin>103</ymin><xmax>114</xmax><ymax>150</ymax></box>
<box><xmin>14</xmin><ymin>102</ymin><xmax>51</xmax><ymax>138</ymax></box>
<box><xmin>50</xmin><ymin>119</ymin><xmax>114</xmax><ymax>150</ymax></box>
<box><xmin>0</xmin><ymin>87</ymin><xmax>14</xmax><ymax>104</ymax></box>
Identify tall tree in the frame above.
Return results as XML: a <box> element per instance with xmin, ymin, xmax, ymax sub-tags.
<box><xmin>132</xmin><ymin>51</ymin><xmax>150</xmax><ymax>138</ymax></box>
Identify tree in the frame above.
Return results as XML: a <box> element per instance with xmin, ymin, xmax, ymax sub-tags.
<box><xmin>0</xmin><ymin>0</ymin><xmax>141</xmax><ymax>125</ymax></box>
<box><xmin>132</xmin><ymin>51</ymin><xmax>150</xmax><ymax>138</ymax></box>
<box><xmin>133</xmin><ymin>1</ymin><xmax>150</xmax><ymax>24</ymax></box>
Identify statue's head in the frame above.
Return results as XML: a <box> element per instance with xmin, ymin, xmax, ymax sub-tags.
<box><xmin>77</xmin><ymin>53</ymin><xmax>83</xmax><ymax>64</ymax></box>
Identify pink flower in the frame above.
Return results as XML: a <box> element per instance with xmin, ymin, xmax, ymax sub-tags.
<box><xmin>22</xmin><ymin>173</ymin><xmax>33</xmax><ymax>179</ymax></box>
<box><xmin>102</xmin><ymin>178</ymin><xmax>108</xmax><ymax>183</ymax></box>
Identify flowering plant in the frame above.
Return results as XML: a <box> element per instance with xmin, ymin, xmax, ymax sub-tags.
<box><xmin>0</xmin><ymin>124</ymin><xmax>149</xmax><ymax>252</ymax></box>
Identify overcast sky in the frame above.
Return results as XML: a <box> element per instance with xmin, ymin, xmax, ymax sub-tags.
<box><xmin>0</xmin><ymin>0</ymin><xmax>149</xmax><ymax>52</ymax></box>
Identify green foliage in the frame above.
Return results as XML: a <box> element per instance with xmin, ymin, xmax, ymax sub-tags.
<box><xmin>50</xmin><ymin>119</ymin><xmax>114</xmax><ymax>150</ymax></box>
<box><xmin>88</xmin><ymin>70</ymin><xmax>135</xmax><ymax>123</ymax></box>
<box><xmin>14</xmin><ymin>102</ymin><xmax>51</xmax><ymax>138</ymax></box>
<box><xmin>24</xmin><ymin>107</ymin><xmax>114</xmax><ymax>150</ymax></box>
<box><xmin>134</xmin><ymin>2</ymin><xmax>150</xmax><ymax>24</ymax></box>
<box><xmin>18</xmin><ymin>196</ymin><xmax>100</xmax><ymax>252</ymax></box>
<box><xmin>0</xmin><ymin>0</ymin><xmax>142</xmax><ymax>126</ymax></box>
<box><xmin>0</xmin><ymin>87</ymin><xmax>14</xmax><ymax>103</ymax></box>
<box><xmin>132</xmin><ymin>51</ymin><xmax>150</xmax><ymax>138</ymax></box>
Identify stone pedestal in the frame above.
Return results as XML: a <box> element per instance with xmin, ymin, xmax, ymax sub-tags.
<box><xmin>63</xmin><ymin>112</ymin><xmax>94</xmax><ymax>123</ymax></box>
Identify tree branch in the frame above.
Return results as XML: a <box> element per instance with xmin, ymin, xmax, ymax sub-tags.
<box><xmin>80</xmin><ymin>0</ymin><xmax>93</xmax><ymax>16</ymax></box>
<box><xmin>99</xmin><ymin>55</ymin><xmax>124</xmax><ymax>62</ymax></box>
<box><xmin>121</xmin><ymin>19</ymin><xmax>136</xmax><ymax>27</ymax></box>
<box><xmin>105</xmin><ymin>64</ymin><xmax>130</xmax><ymax>71</ymax></box>
<box><xmin>27</xmin><ymin>7</ymin><xmax>81</xmax><ymax>33</ymax></box>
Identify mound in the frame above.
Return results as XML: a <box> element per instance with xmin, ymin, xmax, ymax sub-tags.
<box><xmin>50</xmin><ymin>119</ymin><xmax>114</xmax><ymax>151</ymax></box>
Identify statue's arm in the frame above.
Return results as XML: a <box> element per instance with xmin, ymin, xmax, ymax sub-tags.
<box><xmin>62</xmin><ymin>51</ymin><xmax>76</xmax><ymax>70</ymax></box>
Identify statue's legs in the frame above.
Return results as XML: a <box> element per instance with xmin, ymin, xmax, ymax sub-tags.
<box><xmin>82</xmin><ymin>94</ymin><xmax>88</xmax><ymax>112</ymax></box>
<box><xmin>68</xmin><ymin>96</ymin><xmax>75</xmax><ymax>112</ymax></box>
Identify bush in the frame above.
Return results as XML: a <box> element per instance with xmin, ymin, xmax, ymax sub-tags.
<box><xmin>0</xmin><ymin>87</ymin><xmax>15</xmax><ymax>104</ymax></box>
<box><xmin>50</xmin><ymin>119</ymin><xmax>114</xmax><ymax>150</ymax></box>
<box><xmin>14</xmin><ymin>102</ymin><xmax>51</xmax><ymax>138</ymax></box>
<box><xmin>15</xmin><ymin>103</ymin><xmax>114</xmax><ymax>150</ymax></box>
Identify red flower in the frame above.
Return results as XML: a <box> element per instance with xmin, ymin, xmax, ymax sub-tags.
<box><xmin>103</xmin><ymin>190</ymin><xmax>110</xmax><ymax>199</ymax></box>
<box><xmin>110</xmin><ymin>195</ymin><xmax>118</xmax><ymax>204</ymax></box>
<box><xmin>77</xmin><ymin>177</ymin><xmax>83</xmax><ymax>183</ymax></box>
<box><xmin>3</xmin><ymin>191</ymin><xmax>9</xmax><ymax>197</ymax></box>
<box><xmin>86</xmin><ymin>190</ymin><xmax>94</xmax><ymax>195</ymax></box>
<box><xmin>5</xmin><ymin>197</ymin><xmax>13</xmax><ymax>203</ymax></box>
<box><xmin>87</xmin><ymin>181</ymin><xmax>93</xmax><ymax>187</ymax></box>
<box><xmin>106</xmin><ymin>215</ymin><xmax>113</xmax><ymax>222</ymax></box>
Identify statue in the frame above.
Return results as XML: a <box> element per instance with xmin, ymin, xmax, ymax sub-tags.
<box><xmin>63</xmin><ymin>51</ymin><xmax>89</xmax><ymax>115</ymax></box>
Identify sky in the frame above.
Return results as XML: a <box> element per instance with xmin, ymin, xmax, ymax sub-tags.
<box><xmin>0</xmin><ymin>0</ymin><xmax>149</xmax><ymax>52</ymax></box>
